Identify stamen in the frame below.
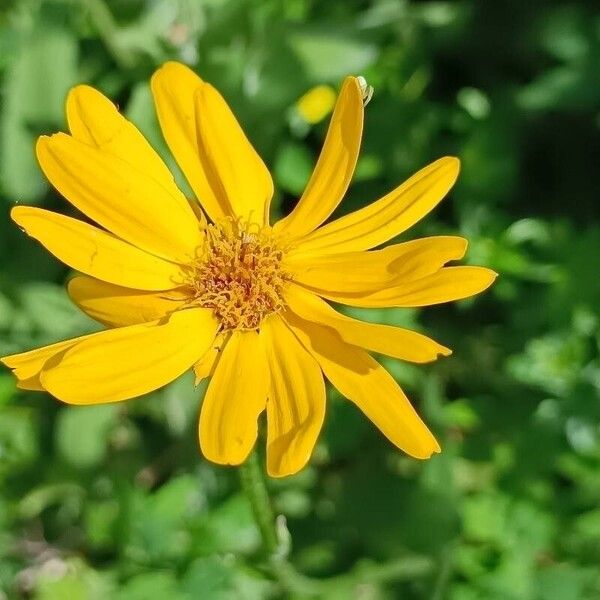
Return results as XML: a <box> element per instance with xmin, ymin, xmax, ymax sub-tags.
<box><xmin>185</xmin><ymin>218</ymin><xmax>289</xmax><ymax>330</ymax></box>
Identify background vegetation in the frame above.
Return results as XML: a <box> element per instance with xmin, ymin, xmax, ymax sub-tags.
<box><xmin>0</xmin><ymin>0</ymin><xmax>599</xmax><ymax>598</ymax></box>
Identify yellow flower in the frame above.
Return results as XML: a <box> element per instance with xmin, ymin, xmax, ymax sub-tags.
<box><xmin>295</xmin><ymin>84</ymin><xmax>337</xmax><ymax>124</ymax></box>
<box><xmin>1</xmin><ymin>62</ymin><xmax>496</xmax><ymax>477</ymax></box>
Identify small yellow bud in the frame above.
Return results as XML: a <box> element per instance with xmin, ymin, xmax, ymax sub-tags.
<box><xmin>295</xmin><ymin>85</ymin><xmax>337</xmax><ymax>124</ymax></box>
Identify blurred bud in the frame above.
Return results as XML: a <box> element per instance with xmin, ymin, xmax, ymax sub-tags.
<box><xmin>295</xmin><ymin>84</ymin><xmax>337</xmax><ymax>124</ymax></box>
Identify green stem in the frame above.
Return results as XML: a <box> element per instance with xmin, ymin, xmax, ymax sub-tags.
<box><xmin>238</xmin><ymin>451</ymin><xmax>279</xmax><ymax>557</ymax></box>
<box><xmin>238</xmin><ymin>452</ymin><xmax>434</xmax><ymax>597</ymax></box>
<box><xmin>82</xmin><ymin>0</ymin><xmax>137</xmax><ymax>69</ymax></box>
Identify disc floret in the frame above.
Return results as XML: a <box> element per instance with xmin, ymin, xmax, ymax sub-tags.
<box><xmin>187</xmin><ymin>219</ymin><xmax>288</xmax><ymax>330</ymax></box>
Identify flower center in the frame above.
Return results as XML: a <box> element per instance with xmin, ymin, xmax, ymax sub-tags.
<box><xmin>187</xmin><ymin>219</ymin><xmax>289</xmax><ymax>330</ymax></box>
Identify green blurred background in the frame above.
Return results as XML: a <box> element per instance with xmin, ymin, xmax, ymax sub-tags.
<box><xmin>0</xmin><ymin>0</ymin><xmax>599</xmax><ymax>598</ymax></box>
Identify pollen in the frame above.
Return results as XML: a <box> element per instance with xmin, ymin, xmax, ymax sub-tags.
<box><xmin>187</xmin><ymin>219</ymin><xmax>289</xmax><ymax>331</ymax></box>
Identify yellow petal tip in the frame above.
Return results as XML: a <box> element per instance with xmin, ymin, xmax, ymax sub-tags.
<box><xmin>434</xmin><ymin>155</ymin><xmax>461</xmax><ymax>180</ymax></box>
<box><xmin>266</xmin><ymin>466</ymin><xmax>299</xmax><ymax>479</ymax></box>
<box><xmin>152</xmin><ymin>61</ymin><xmax>204</xmax><ymax>86</ymax></box>
<box><xmin>34</xmin><ymin>133</ymin><xmax>60</xmax><ymax>160</ymax></box>
<box><xmin>35</xmin><ymin>134</ymin><xmax>52</xmax><ymax>148</ymax></box>
<box><xmin>410</xmin><ymin>445</ymin><xmax>442</xmax><ymax>460</ymax></box>
<box><xmin>439</xmin><ymin>346</ymin><xmax>453</xmax><ymax>358</ymax></box>
<box><xmin>441</xmin><ymin>156</ymin><xmax>461</xmax><ymax>180</ymax></box>
<box><xmin>424</xmin><ymin>440</ymin><xmax>442</xmax><ymax>458</ymax></box>
<box><xmin>10</xmin><ymin>205</ymin><xmax>23</xmax><ymax>221</ymax></box>
<box><xmin>161</xmin><ymin>60</ymin><xmax>188</xmax><ymax>71</ymax></box>
<box><xmin>444</xmin><ymin>155</ymin><xmax>460</xmax><ymax>168</ymax></box>
<box><xmin>67</xmin><ymin>84</ymin><xmax>95</xmax><ymax>100</ymax></box>
<box><xmin>10</xmin><ymin>205</ymin><xmax>34</xmax><ymax>229</ymax></box>
<box><xmin>483</xmin><ymin>268</ymin><xmax>499</xmax><ymax>287</ymax></box>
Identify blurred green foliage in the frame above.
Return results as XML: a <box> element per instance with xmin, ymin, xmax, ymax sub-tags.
<box><xmin>0</xmin><ymin>0</ymin><xmax>599</xmax><ymax>598</ymax></box>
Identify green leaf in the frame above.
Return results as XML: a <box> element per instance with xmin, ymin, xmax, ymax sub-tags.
<box><xmin>273</xmin><ymin>142</ymin><xmax>313</xmax><ymax>196</ymax></box>
<box><xmin>183</xmin><ymin>557</ymin><xmax>274</xmax><ymax>600</ymax></box>
<box><xmin>536</xmin><ymin>565</ymin><xmax>593</xmax><ymax>600</ymax></box>
<box><xmin>55</xmin><ymin>405</ymin><xmax>118</xmax><ymax>469</ymax></box>
<box><xmin>19</xmin><ymin>282</ymin><xmax>92</xmax><ymax>339</ymax></box>
<box><xmin>0</xmin><ymin>405</ymin><xmax>39</xmax><ymax>473</ymax></box>
<box><xmin>127</xmin><ymin>475</ymin><xmax>203</xmax><ymax>563</ymax></box>
<box><xmin>34</xmin><ymin>558</ymin><xmax>114</xmax><ymax>600</ymax></box>
<box><xmin>84</xmin><ymin>499</ymin><xmax>120</xmax><ymax>551</ymax></box>
<box><xmin>288</xmin><ymin>31</ymin><xmax>378</xmax><ymax>81</ymax></box>
<box><xmin>193</xmin><ymin>494</ymin><xmax>260</xmax><ymax>556</ymax></box>
<box><xmin>117</xmin><ymin>572</ymin><xmax>185</xmax><ymax>600</ymax></box>
<box><xmin>0</xmin><ymin>10</ymin><xmax>77</xmax><ymax>201</ymax></box>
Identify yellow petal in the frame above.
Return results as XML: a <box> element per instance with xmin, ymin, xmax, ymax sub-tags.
<box><xmin>1</xmin><ymin>334</ymin><xmax>94</xmax><ymax>391</ymax></box>
<box><xmin>41</xmin><ymin>308</ymin><xmax>218</xmax><ymax>405</ymax></box>
<box><xmin>67</xmin><ymin>276</ymin><xmax>188</xmax><ymax>327</ymax></box>
<box><xmin>36</xmin><ymin>133</ymin><xmax>202</xmax><ymax>263</ymax></box>
<box><xmin>285</xmin><ymin>312</ymin><xmax>440</xmax><ymax>459</ymax></box>
<box><xmin>12</xmin><ymin>206</ymin><xmax>184</xmax><ymax>291</ymax></box>
<box><xmin>274</xmin><ymin>77</ymin><xmax>363</xmax><ymax>238</ymax></box>
<box><xmin>293</xmin><ymin>157</ymin><xmax>460</xmax><ymax>254</ymax></box>
<box><xmin>261</xmin><ymin>315</ymin><xmax>325</xmax><ymax>478</ymax></box>
<box><xmin>151</xmin><ymin>62</ymin><xmax>229</xmax><ymax>222</ymax></box>
<box><xmin>287</xmin><ymin>236</ymin><xmax>468</xmax><ymax>294</ymax></box>
<box><xmin>199</xmin><ymin>330</ymin><xmax>268</xmax><ymax>465</ymax></box>
<box><xmin>286</xmin><ymin>248</ymin><xmax>397</xmax><ymax>293</ymax></box>
<box><xmin>193</xmin><ymin>332</ymin><xmax>227</xmax><ymax>385</ymax></box>
<box><xmin>17</xmin><ymin>378</ymin><xmax>44</xmax><ymax>391</ymax></box>
<box><xmin>317</xmin><ymin>266</ymin><xmax>497</xmax><ymax>307</ymax></box>
<box><xmin>194</xmin><ymin>84</ymin><xmax>274</xmax><ymax>225</ymax></box>
<box><xmin>66</xmin><ymin>85</ymin><xmax>193</xmax><ymax>216</ymax></box>
<box><xmin>285</xmin><ymin>284</ymin><xmax>451</xmax><ymax>363</ymax></box>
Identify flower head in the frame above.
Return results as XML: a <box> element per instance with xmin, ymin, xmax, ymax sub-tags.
<box><xmin>2</xmin><ymin>63</ymin><xmax>496</xmax><ymax>477</ymax></box>
<box><xmin>185</xmin><ymin>218</ymin><xmax>289</xmax><ymax>330</ymax></box>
